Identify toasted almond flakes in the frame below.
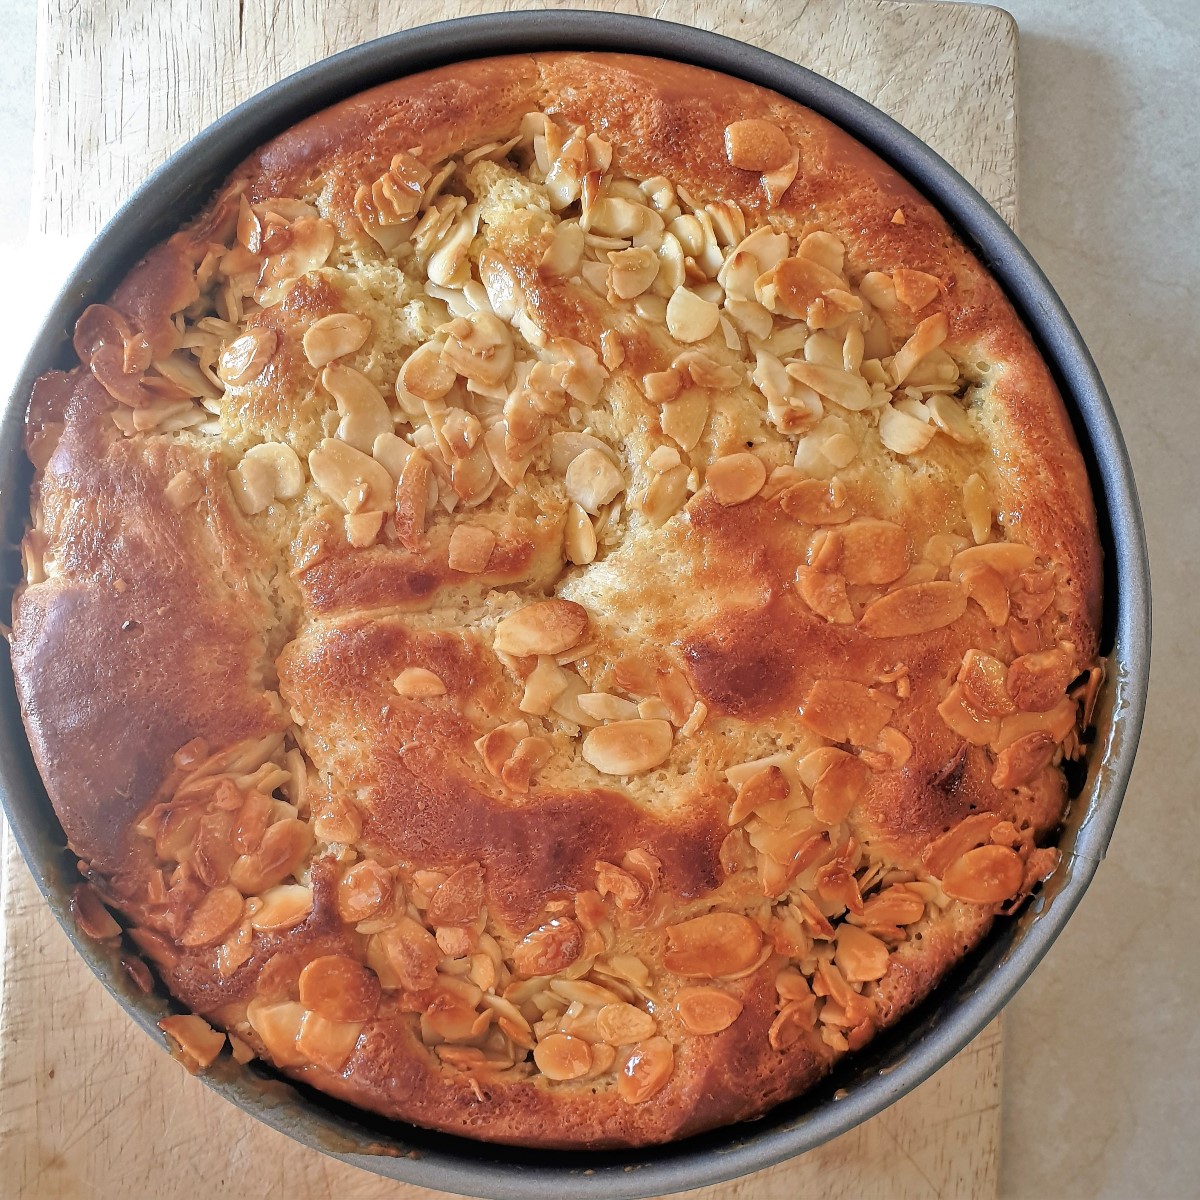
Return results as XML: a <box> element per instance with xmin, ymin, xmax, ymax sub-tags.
<box><xmin>394</xmin><ymin>667</ymin><xmax>446</xmax><ymax>698</ymax></box>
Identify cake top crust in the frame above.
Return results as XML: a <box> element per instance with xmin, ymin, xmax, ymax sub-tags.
<box><xmin>13</xmin><ymin>52</ymin><xmax>1101</xmax><ymax>1148</ymax></box>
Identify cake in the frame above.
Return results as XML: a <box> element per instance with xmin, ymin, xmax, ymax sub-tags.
<box><xmin>12</xmin><ymin>53</ymin><xmax>1103</xmax><ymax>1147</ymax></box>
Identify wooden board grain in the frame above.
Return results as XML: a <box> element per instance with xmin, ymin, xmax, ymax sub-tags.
<box><xmin>3</xmin><ymin>1</ymin><xmax>1017</xmax><ymax>1196</ymax></box>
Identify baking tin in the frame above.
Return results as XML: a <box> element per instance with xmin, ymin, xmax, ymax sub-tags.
<box><xmin>0</xmin><ymin>11</ymin><xmax>1150</xmax><ymax>1199</ymax></box>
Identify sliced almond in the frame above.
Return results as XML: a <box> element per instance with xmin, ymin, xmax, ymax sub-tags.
<box><xmin>565</xmin><ymin>447</ymin><xmax>625</xmax><ymax>514</ymax></box>
<box><xmin>835</xmin><ymin>925</ymin><xmax>890</xmax><ymax>982</ymax></box>
<box><xmin>778</xmin><ymin>479</ymin><xmax>852</xmax><ymax>525</ymax></box>
<box><xmin>309</xmin><ymin>437</ymin><xmax>395</xmax><ymax>513</ymax></box>
<box><xmin>675</xmin><ymin>986</ymin><xmax>743</xmax><ymax>1035</ymax></box>
<box><xmin>596</xmin><ymin>1003</ymin><xmax>657</xmax><ymax>1046</ymax></box>
<box><xmin>159</xmin><ymin>1015</ymin><xmax>226</xmax><ymax>1071</ymax></box>
<box><xmin>299</xmin><ymin>954</ymin><xmax>381</xmax><ymax>1022</ymax></box>
<box><xmin>511</xmin><ymin>917</ymin><xmax>583</xmax><ymax>978</ymax></box>
<box><xmin>576</xmin><ymin>692</ymin><xmax>640</xmax><ymax>722</ymax></box>
<box><xmin>664</xmin><ymin>912</ymin><xmax>763</xmax><ymax>978</ymax></box>
<box><xmin>892</xmin><ymin>268</ymin><xmax>942</xmax><ymax>309</ymax></box>
<box><xmin>394</xmin><ymin>667</ymin><xmax>446</xmax><ymax>698</ymax></box>
<box><xmin>891</xmin><ymin>312</ymin><xmax>949</xmax><ymax>384</ymax></box>
<box><xmin>706</xmin><ymin>452</ymin><xmax>766</xmax><ymax>506</ymax></box>
<box><xmin>770</xmin><ymin>257</ymin><xmax>846</xmax><ymax>318</ymax></box>
<box><xmin>786</xmin><ymin>361</ymin><xmax>873</xmax><ymax>412</ymax></box>
<box><xmin>303</xmin><ymin>313</ymin><xmax>371</xmax><ymax>368</ymax></box>
<box><xmin>661</xmin><ymin>388</ymin><xmax>710</xmax><ymax>452</ymax></box>
<box><xmin>859</xmin><ymin>581</ymin><xmax>967</xmax><ymax>637</ymax></box>
<box><xmin>180</xmin><ymin>885</ymin><xmax>244</xmax><ymax>947</ymax></box>
<box><xmin>762</xmin><ymin>147</ymin><xmax>799</xmax><ymax>208</ymax></box>
<box><xmin>941</xmin><ymin>845</ymin><xmax>1024</xmax><ymax>905</ymax></box>
<box><xmin>581</xmin><ymin>719</ymin><xmax>673</xmax><ymax>775</ymax></box>
<box><xmin>640</xmin><ymin>465</ymin><xmax>690</xmax><ymax>526</ymax></box>
<box><xmin>724</xmin><ymin>119</ymin><xmax>791</xmax><ymax>171</ymax></box>
<box><xmin>230</xmin><ymin>442</ymin><xmax>304</xmax><ymax>515</ymax></box>
<box><xmin>323</xmin><ymin>364</ymin><xmax>393</xmax><ymax>454</ymax></box>
<box><xmin>296</xmin><ymin>1012</ymin><xmax>363</xmax><ymax>1072</ymax></box>
<box><xmin>666</xmin><ymin>287</ymin><xmax>720</xmax><ymax>343</ymax></box>
<box><xmin>219</xmin><ymin>328</ymin><xmax>277</xmax><ymax>386</ymax></box>
<box><xmin>799</xmin><ymin>679</ymin><xmax>896</xmax><ymax>744</ymax></box>
<box><xmin>534</xmin><ymin>1033</ymin><xmax>592</xmax><ymax>1081</ymax></box>
<box><xmin>879</xmin><ymin>403</ymin><xmax>936</xmax><ymax>455</ymax></box>
<box><xmin>564</xmin><ymin>501</ymin><xmax>598</xmax><ymax>565</ymax></box>
<box><xmin>494</xmin><ymin>599</ymin><xmax>589</xmax><ymax>657</ymax></box>
<box><xmin>926</xmin><ymin>392</ymin><xmax>978</xmax><ymax>444</ymax></box>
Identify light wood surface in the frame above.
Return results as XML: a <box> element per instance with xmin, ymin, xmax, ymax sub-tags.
<box><xmin>3</xmin><ymin>1</ymin><xmax>1017</xmax><ymax>1197</ymax></box>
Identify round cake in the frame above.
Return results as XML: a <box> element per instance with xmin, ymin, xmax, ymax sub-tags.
<box><xmin>12</xmin><ymin>53</ymin><xmax>1103</xmax><ymax>1148</ymax></box>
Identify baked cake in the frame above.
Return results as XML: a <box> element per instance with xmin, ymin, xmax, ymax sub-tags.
<box><xmin>12</xmin><ymin>53</ymin><xmax>1103</xmax><ymax>1147</ymax></box>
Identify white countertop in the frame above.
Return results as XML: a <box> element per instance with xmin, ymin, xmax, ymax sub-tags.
<box><xmin>0</xmin><ymin>2</ymin><xmax>1195</xmax><ymax>1196</ymax></box>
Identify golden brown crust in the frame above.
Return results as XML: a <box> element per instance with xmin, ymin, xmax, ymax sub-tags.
<box><xmin>12</xmin><ymin>53</ymin><xmax>1101</xmax><ymax>1148</ymax></box>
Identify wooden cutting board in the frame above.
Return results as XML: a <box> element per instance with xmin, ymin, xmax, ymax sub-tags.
<box><xmin>1</xmin><ymin>1</ymin><xmax>1016</xmax><ymax>1196</ymax></box>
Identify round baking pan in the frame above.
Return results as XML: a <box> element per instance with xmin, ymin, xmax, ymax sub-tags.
<box><xmin>0</xmin><ymin>11</ymin><xmax>1150</xmax><ymax>1199</ymax></box>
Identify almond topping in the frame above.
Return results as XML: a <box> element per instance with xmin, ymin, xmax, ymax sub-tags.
<box><xmin>369</xmin><ymin>915</ymin><xmax>440</xmax><ymax>991</ymax></box>
<box><xmin>248</xmin><ymin>884</ymin><xmax>314</xmax><ymax>932</ymax></box>
<box><xmin>762</xmin><ymin>147</ymin><xmax>800</xmax><ymax>207</ymax></box>
<box><xmin>426</xmin><ymin>862</ymin><xmax>485</xmax><ymax>927</ymax></box>
<box><xmin>891</xmin><ymin>312</ymin><xmax>949</xmax><ymax>385</ymax></box>
<box><xmin>660</xmin><ymin>388</ymin><xmax>710</xmax><ymax>452</ymax></box>
<box><xmin>494</xmin><ymin>599</ymin><xmax>589</xmax><ymax>657</ymax></box>
<box><xmin>859</xmin><ymin>581</ymin><xmax>967</xmax><ymax>637</ymax></box>
<box><xmin>618</xmin><ymin>1037</ymin><xmax>674</xmax><ymax>1104</ymax></box>
<box><xmin>245</xmin><ymin>998</ymin><xmax>306</xmax><ymax>1067</ymax></box>
<box><xmin>768</xmin><ymin>998</ymin><xmax>815</xmax><ymax>1049</ymax></box>
<box><xmin>303</xmin><ymin>313</ymin><xmax>371</xmax><ymax>368</ymax></box>
<box><xmin>180</xmin><ymin>884</ymin><xmax>244</xmax><ymax>947</ymax></box>
<box><xmin>835</xmin><ymin>924</ymin><xmax>890</xmax><ymax>982</ymax></box>
<box><xmin>795</xmin><ymin>567</ymin><xmax>854</xmax><ymax>624</ymax></box>
<box><xmin>299</xmin><ymin>955</ymin><xmax>381</xmax><ymax>1022</ymax></box>
<box><xmin>564</xmin><ymin>501</ymin><xmax>598</xmax><ymax>565</ymax></box>
<box><xmin>581</xmin><ymin>719</ymin><xmax>673</xmax><ymax>775</ymax></box>
<box><xmin>799</xmin><ymin>679</ymin><xmax>896</xmax><ymax>744</ymax></box>
<box><xmin>724</xmin><ymin>119</ymin><xmax>792</xmax><ymax>172</ymax></box>
<box><xmin>565</xmin><ymin>447</ymin><xmax>625</xmax><ymax>514</ymax></box>
<box><xmin>394</xmin><ymin>667</ymin><xmax>446</xmax><ymax>698</ymax></box>
<box><xmin>70</xmin><ymin>884</ymin><xmax>122</xmax><ymax>940</ymax></box>
<box><xmin>927</xmin><ymin>392</ymin><xmax>978</xmax><ymax>444</ymax></box>
<box><xmin>992</xmin><ymin>732</ymin><xmax>1058</xmax><ymax>789</ymax></box>
<box><xmin>879</xmin><ymin>403</ymin><xmax>936</xmax><ymax>455</ymax></box>
<box><xmin>963</xmin><ymin>473</ymin><xmax>992</xmax><ymax>543</ymax></box>
<box><xmin>596</xmin><ymin>1003</ymin><xmax>658</xmax><ymax>1045</ymax></box>
<box><xmin>675</xmin><ymin>986</ymin><xmax>743</xmax><ymax>1035</ymax></box>
<box><xmin>308</xmin><ymin>437</ymin><xmax>395</xmax><ymax>513</ymax></box>
<box><xmin>941</xmin><ymin>845</ymin><xmax>1024</xmax><ymax>905</ymax></box>
<box><xmin>230</xmin><ymin>441</ymin><xmax>304</xmax><ymax>515</ymax></box>
<box><xmin>218</xmin><ymin>328</ymin><xmax>277</xmax><ymax>386</ymax></box>
<box><xmin>922</xmin><ymin>813</ymin><xmax>1002</xmax><ymax>877</ymax></box>
<box><xmin>807</xmin><ymin>749</ymin><xmax>870</xmax><ymax>824</ymax></box>
<box><xmin>336</xmin><ymin>859</ymin><xmax>394</xmax><ymax>924</ymax></box>
<box><xmin>1007</xmin><ymin>648</ymin><xmax>1074</xmax><ymax>712</ymax></box>
<box><xmin>534</xmin><ymin>1033</ymin><xmax>592</xmax><ymax>1081</ymax></box>
<box><xmin>892</xmin><ymin>268</ymin><xmax>942</xmax><ymax>309</ymax></box>
<box><xmin>705</xmin><ymin>451</ymin><xmax>766</xmax><ymax>506</ymax></box>
<box><xmin>663</xmin><ymin>912</ymin><xmax>763</xmax><ymax>978</ymax></box>
<box><xmin>296</xmin><ymin>1012</ymin><xmax>363</xmax><ymax>1072</ymax></box>
<box><xmin>959</xmin><ymin>650</ymin><xmax>1015</xmax><ymax>716</ymax></box>
<box><xmin>666</xmin><ymin>287</ymin><xmax>721</xmax><ymax>343</ymax></box>
<box><xmin>771</xmin><ymin>257</ymin><xmax>846</xmax><ymax>318</ymax></box>
<box><xmin>448</xmin><ymin>524</ymin><xmax>497</xmax><ymax>573</ymax></box>
<box><xmin>512</xmin><ymin>917</ymin><xmax>584</xmax><ymax>977</ymax></box>
<box><xmin>159</xmin><ymin>1015</ymin><xmax>226</xmax><ymax>1071</ymax></box>
<box><xmin>779</xmin><ymin>479</ymin><xmax>852</xmax><ymax>525</ymax></box>
<box><xmin>785</xmin><ymin>361</ymin><xmax>873</xmax><ymax>412</ymax></box>
<box><xmin>398</xmin><ymin>341</ymin><xmax>457</xmax><ymax>407</ymax></box>
<box><xmin>393</xmin><ymin>448</ymin><xmax>432</xmax><ymax>550</ymax></box>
